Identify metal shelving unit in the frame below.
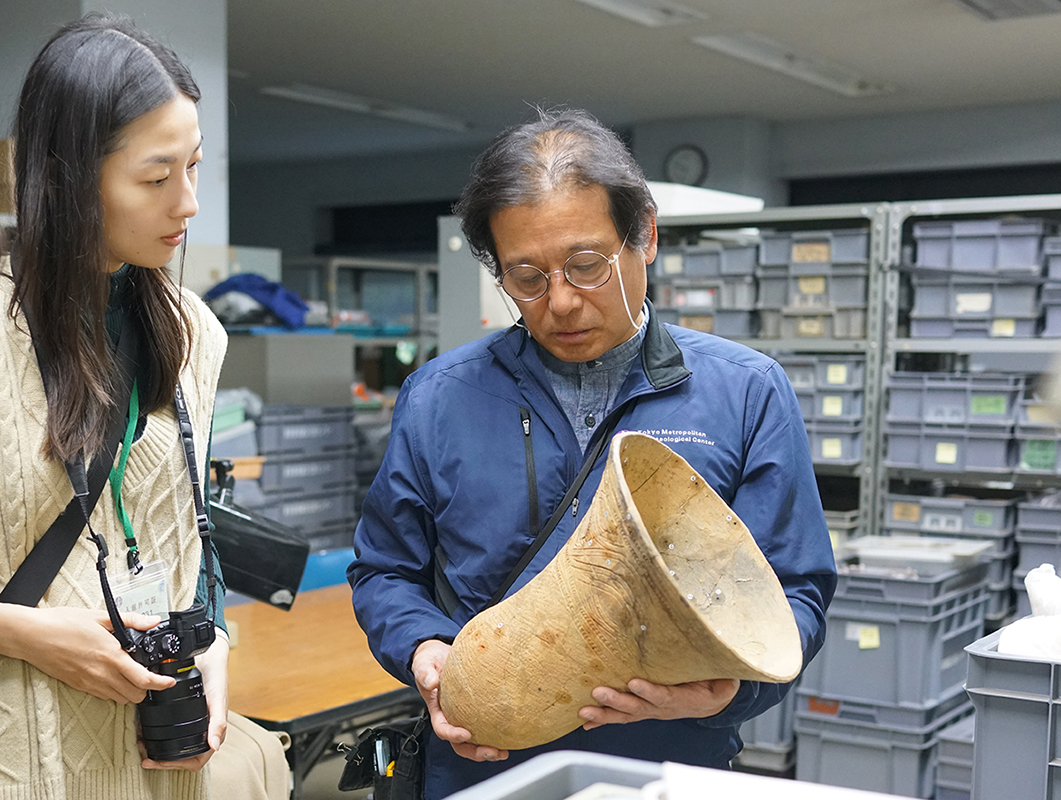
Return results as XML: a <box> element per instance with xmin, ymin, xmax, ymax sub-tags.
<box><xmin>655</xmin><ymin>202</ymin><xmax>891</xmax><ymax>540</ymax></box>
<box><xmin>877</xmin><ymin>194</ymin><xmax>1061</xmax><ymax>531</ymax></box>
<box><xmin>283</xmin><ymin>255</ymin><xmax>438</xmax><ymax>370</ymax></box>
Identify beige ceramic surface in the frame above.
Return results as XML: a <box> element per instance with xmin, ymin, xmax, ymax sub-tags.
<box><xmin>439</xmin><ymin>432</ymin><xmax>801</xmax><ymax>750</ymax></box>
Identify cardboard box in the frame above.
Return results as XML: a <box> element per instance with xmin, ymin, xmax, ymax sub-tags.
<box><xmin>0</xmin><ymin>139</ymin><xmax>13</xmax><ymax>216</ymax></box>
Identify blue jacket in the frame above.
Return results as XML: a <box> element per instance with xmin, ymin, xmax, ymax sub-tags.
<box><xmin>349</xmin><ymin>309</ymin><xmax>836</xmax><ymax>798</ymax></box>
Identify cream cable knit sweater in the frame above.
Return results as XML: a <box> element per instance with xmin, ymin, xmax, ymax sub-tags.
<box><xmin>0</xmin><ymin>258</ymin><xmax>227</xmax><ymax>800</ymax></box>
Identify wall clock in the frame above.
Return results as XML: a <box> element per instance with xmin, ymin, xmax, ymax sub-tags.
<box><xmin>663</xmin><ymin>144</ymin><xmax>709</xmax><ymax>186</ymax></box>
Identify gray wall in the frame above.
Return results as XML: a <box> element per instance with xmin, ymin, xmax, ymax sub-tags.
<box><xmin>231</xmin><ymin>97</ymin><xmax>1061</xmax><ymax>259</ymax></box>
<box><xmin>1</xmin><ymin>0</ymin><xmax>229</xmax><ymax>246</ymax></box>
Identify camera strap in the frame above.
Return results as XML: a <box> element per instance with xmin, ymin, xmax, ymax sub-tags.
<box><xmin>0</xmin><ymin>316</ymin><xmax>138</xmax><ymax>608</ymax></box>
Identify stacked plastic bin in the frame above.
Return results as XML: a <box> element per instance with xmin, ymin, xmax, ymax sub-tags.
<box><xmin>735</xmin><ymin>686</ymin><xmax>798</xmax><ymax>773</ymax></box>
<box><xmin>652</xmin><ymin>242</ymin><xmax>759</xmax><ymax>337</ymax></box>
<box><xmin>1014</xmin><ymin>500</ymin><xmax>1061</xmax><ymax>617</ymax></box>
<box><xmin>794</xmin><ymin>559</ymin><xmax>987</xmax><ymax>798</ymax></box>
<box><xmin>1041</xmin><ymin>237</ymin><xmax>1061</xmax><ymax>337</ymax></box>
<box><xmin>934</xmin><ymin>713</ymin><xmax>976</xmax><ymax>800</ymax></box>
<box><xmin>964</xmin><ymin>628</ymin><xmax>1061</xmax><ymax>800</ymax></box>
<box><xmin>883</xmin><ymin>372</ymin><xmax>1024</xmax><ymax>474</ymax></box>
<box><xmin>909</xmin><ymin>219</ymin><xmax>1048</xmax><ymax>338</ymax></box>
<box><xmin>233</xmin><ymin>404</ymin><xmax>359</xmax><ymax>552</ymax></box>
<box><xmin>775</xmin><ymin>354</ymin><xmax>866</xmax><ymax>468</ymax></box>
<box><xmin>882</xmin><ymin>494</ymin><xmax>1016</xmax><ymax>626</ymax></box>
<box><xmin>757</xmin><ymin>229</ymin><xmax>869</xmax><ymax>340</ymax></box>
<box><xmin>1015</xmin><ymin>397</ymin><xmax>1061</xmax><ymax>475</ymax></box>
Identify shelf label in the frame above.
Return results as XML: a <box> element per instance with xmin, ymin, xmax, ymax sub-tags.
<box><xmin>791</xmin><ymin>241</ymin><xmax>831</xmax><ymax>263</ymax></box>
<box><xmin>924</xmin><ymin>512</ymin><xmax>961</xmax><ymax>532</ymax></box>
<box><xmin>971</xmin><ymin>395</ymin><xmax>1006</xmax><ymax>416</ymax></box>
<box><xmin>821</xmin><ymin>438</ymin><xmax>843</xmax><ymax>460</ymax></box>
<box><xmin>826</xmin><ymin>363</ymin><xmax>849</xmax><ymax>385</ymax></box>
<box><xmin>679</xmin><ymin>315</ymin><xmax>714</xmax><ymax>334</ymax></box>
<box><xmin>955</xmin><ymin>292</ymin><xmax>992</xmax><ymax>314</ymax></box>
<box><xmin>663</xmin><ymin>253</ymin><xmax>683</xmax><ymax>275</ymax></box>
<box><xmin>972</xmin><ymin>510</ymin><xmax>996</xmax><ymax>528</ymax></box>
<box><xmin>1022</xmin><ymin>439</ymin><xmax>1058</xmax><ymax>471</ymax></box>
<box><xmin>935</xmin><ymin>442</ymin><xmax>959</xmax><ymax>465</ymax></box>
<box><xmin>797</xmin><ymin>317</ymin><xmax>826</xmax><ymax>337</ymax></box>
<box><xmin>845</xmin><ymin>622</ymin><xmax>880</xmax><ymax>650</ymax></box>
<box><xmin>807</xmin><ymin>696</ymin><xmax>840</xmax><ymax>715</ymax></box>
<box><xmin>821</xmin><ymin>396</ymin><xmax>845</xmax><ymax>417</ymax></box>
<box><xmin>991</xmin><ymin>318</ymin><xmax>1017</xmax><ymax>337</ymax></box>
<box><xmin>891</xmin><ymin>501</ymin><xmax>921</xmax><ymax>523</ymax></box>
<box><xmin>684</xmin><ymin>289</ymin><xmax>715</xmax><ymax>308</ymax></box>
<box><xmin>798</xmin><ymin>276</ymin><xmax>827</xmax><ymax>296</ymax></box>
<box><xmin>1026</xmin><ymin>403</ymin><xmax>1056</xmax><ymax>424</ymax></box>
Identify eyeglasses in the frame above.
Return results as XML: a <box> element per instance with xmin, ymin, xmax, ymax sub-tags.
<box><xmin>497</xmin><ymin>244</ymin><xmax>625</xmax><ymax>302</ymax></box>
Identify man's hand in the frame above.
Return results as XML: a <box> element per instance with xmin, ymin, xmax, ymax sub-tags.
<box><xmin>140</xmin><ymin>631</ymin><xmax>229</xmax><ymax>772</ymax></box>
<box><xmin>578</xmin><ymin>678</ymin><xmax>740</xmax><ymax>729</ymax></box>
<box><xmin>411</xmin><ymin>639</ymin><xmax>509</xmax><ymax>763</ymax></box>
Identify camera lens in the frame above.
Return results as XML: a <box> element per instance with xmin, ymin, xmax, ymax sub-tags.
<box><xmin>138</xmin><ymin>661</ymin><xmax>210</xmax><ymax>761</ymax></box>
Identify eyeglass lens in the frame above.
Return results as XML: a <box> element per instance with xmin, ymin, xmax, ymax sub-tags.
<box><xmin>501</xmin><ymin>251</ymin><xmax>613</xmax><ymax>301</ymax></box>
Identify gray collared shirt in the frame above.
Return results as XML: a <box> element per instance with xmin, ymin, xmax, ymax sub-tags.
<box><xmin>535</xmin><ymin>305</ymin><xmax>649</xmax><ymax>452</ymax></box>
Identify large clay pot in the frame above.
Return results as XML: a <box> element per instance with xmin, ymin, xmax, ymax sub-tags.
<box><xmin>438</xmin><ymin>431</ymin><xmax>802</xmax><ymax>750</ymax></box>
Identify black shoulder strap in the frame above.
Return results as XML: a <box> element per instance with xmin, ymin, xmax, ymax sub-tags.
<box><xmin>0</xmin><ymin>319</ymin><xmax>139</xmax><ymax>607</ymax></box>
<box><xmin>486</xmin><ymin>412</ymin><xmax>621</xmax><ymax>608</ymax></box>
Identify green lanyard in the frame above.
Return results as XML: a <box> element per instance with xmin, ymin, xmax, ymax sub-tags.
<box><xmin>109</xmin><ymin>379</ymin><xmax>143</xmax><ymax>573</ymax></box>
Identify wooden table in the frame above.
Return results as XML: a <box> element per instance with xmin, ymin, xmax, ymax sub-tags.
<box><xmin>226</xmin><ymin>584</ymin><xmax>423</xmax><ymax>797</ymax></box>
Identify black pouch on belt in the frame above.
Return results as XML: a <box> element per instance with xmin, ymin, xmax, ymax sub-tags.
<box><xmin>338</xmin><ymin>714</ymin><xmax>426</xmax><ymax>800</ymax></box>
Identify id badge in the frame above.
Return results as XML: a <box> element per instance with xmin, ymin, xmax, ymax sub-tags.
<box><xmin>112</xmin><ymin>560</ymin><xmax>171</xmax><ymax>618</ymax></box>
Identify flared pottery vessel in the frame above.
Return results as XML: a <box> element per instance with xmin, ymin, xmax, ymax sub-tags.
<box><xmin>438</xmin><ymin>431</ymin><xmax>802</xmax><ymax>750</ymax></box>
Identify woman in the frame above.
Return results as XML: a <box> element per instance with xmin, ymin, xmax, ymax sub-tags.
<box><xmin>0</xmin><ymin>14</ymin><xmax>229</xmax><ymax>798</ymax></box>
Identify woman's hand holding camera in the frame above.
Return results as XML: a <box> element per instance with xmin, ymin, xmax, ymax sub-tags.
<box><xmin>412</xmin><ymin>639</ymin><xmax>510</xmax><ymax>764</ymax></box>
<box><xmin>0</xmin><ymin>605</ymin><xmax>175</xmax><ymax>703</ymax></box>
<box><xmin>140</xmin><ymin>631</ymin><xmax>229</xmax><ymax>772</ymax></box>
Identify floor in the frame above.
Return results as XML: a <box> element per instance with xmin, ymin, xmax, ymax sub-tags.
<box><xmin>300</xmin><ymin>754</ymin><xmax>370</xmax><ymax>800</ymax></box>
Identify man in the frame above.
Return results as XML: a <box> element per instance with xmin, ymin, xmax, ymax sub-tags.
<box><xmin>349</xmin><ymin>108</ymin><xmax>836</xmax><ymax>799</ymax></box>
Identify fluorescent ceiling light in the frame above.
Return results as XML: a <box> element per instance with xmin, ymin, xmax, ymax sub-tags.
<box><xmin>951</xmin><ymin>0</ymin><xmax>1061</xmax><ymax>18</ymax></box>
<box><xmin>693</xmin><ymin>32</ymin><xmax>894</xmax><ymax>98</ymax></box>
<box><xmin>575</xmin><ymin>0</ymin><xmax>707</xmax><ymax>27</ymax></box>
<box><xmin>259</xmin><ymin>83</ymin><xmax>470</xmax><ymax>132</ymax></box>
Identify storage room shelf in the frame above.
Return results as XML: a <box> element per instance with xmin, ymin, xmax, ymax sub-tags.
<box><xmin>734</xmin><ymin>338</ymin><xmax>870</xmax><ymax>354</ymax></box>
<box><xmin>893</xmin><ymin>338</ymin><xmax>1061</xmax><ymax>354</ymax></box>
<box><xmin>887</xmin><ymin>466</ymin><xmax>1061</xmax><ymax>491</ymax></box>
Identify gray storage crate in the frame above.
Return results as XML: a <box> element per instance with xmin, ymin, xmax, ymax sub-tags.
<box><xmin>799</xmin><ymin>570</ymin><xmax>987</xmax><ymax>707</ymax></box>
<box><xmin>738</xmin><ymin>683</ymin><xmax>797</xmax><ymax>755</ymax></box>
<box><xmin>257</xmin><ymin>449</ymin><xmax>358</xmax><ymax>494</ymax></box>
<box><xmin>652</xmin><ymin>275</ymin><xmax>757</xmax><ymax>311</ymax></box>
<box><xmin>779</xmin><ymin>306</ymin><xmax>866</xmax><ymax>339</ymax></box>
<box><xmin>886</xmin><ymin>373</ymin><xmax>1023</xmax><ymax>426</ymax></box>
<box><xmin>1014</xmin><ymin>572</ymin><xmax>1031</xmax><ymax>618</ymax></box>
<box><xmin>757</xmin><ymin>308</ymin><xmax>782</xmax><ymax>338</ymax></box>
<box><xmin>984</xmin><ymin>580</ymin><xmax>1014</xmax><ymax>620</ymax></box>
<box><xmin>795</xmin><ymin>699</ymin><xmax>973</xmax><ymax>799</ymax></box>
<box><xmin>965</xmin><ymin>628</ymin><xmax>1061</xmax><ymax>800</ymax></box>
<box><xmin>912</xmin><ymin>278</ymin><xmax>1040</xmax><ymax>319</ymax></box>
<box><xmin>806</xmin><ymin>421</ymin><xmax>862</xmax><ymax>465</ymax></box>
<box><xmin>755</xmin><ymin>268</ymin><xmax>788</xmax><ymax>308</ymax></box>
<box><xmin>817</xmin><ymin>355</ymin><xmax>866</xmax><ymax>389</ymax></box>
<box><xmin>251</xmin><ymin>485</ymin><xmax>358</xmax><ymax>535</ymax></box>
<box><xmin>824</xmin><ymin>508</ymin><xmax>860</xmax><ymax>553</ymax></box>
<box><xmin>797</xmin><ymin>681</ymin><xmax>969</xmax><ymax>730</ymax></box>
<box><xmin>444</xmin><ymin>751</ymin><xmax>661</xmax><ymax>800</ymax></box>
<box><xmin>674</xmin><ymin>241</ymin><xmax>757</xmax><ymax>277</ymax></box>
<box><xmin>775</xmin><ymin>355</ymin><xmax>817</xmax><ymax>390</ymax></box>
<box><xmin>1016</xmin><ymin>399</ymin><xmax>1061</xmax><ymax>472</ymax></box>
<box><xmin>809</xmin><ymin>386</ymin><xmax>864</xmax><ymax>422</ymax></box>
<box><xmin>210</xmin><ymin>420</ymin><xmax>258</xmax><ymax>459</ymax></box>
<box><xmin>1041</xmin><ymin>297</ymin><xmax>1061</xmax><ymax>337</ymax></box>
<box><xmin>759</xmin><ymin>229</ymin><xmax>870</xmax><ymax>268</ymax></box>
<box><xmin>1017</xmin><ymin>501</ymin><xmax>1061</xmax><ymax>531</ymax></box>
<box><xmin>657</xmin><ymin>309</ymin><xmax>758</xmax><ymax>338</ymax></box>
<box><xmin>909</xmin><ymin>314</ymin><xmax>1039</xmax><ymax>338</ymax></box>
<box><xmin>1045</xmin><ymin>237</ymin><xmax>1061</xmax><ymax>280</ymax></box>
<box><xmin>256</xmin><ymin>405</ymin><xmax>355</xmax><ymax>456</ymax></box>
<box><xmin>935</xmin><ymin>713</ymin><xmax>975</xmax><ymax>800</ymax></box>
<box><xmin>913</xmin><ymin>218</ymin><xmax>1047</xmax><ymax>271</ymax></box>
<box><xmin>884</xmin><ymin>422</ymin><xmax>1015</xmax><ymax>472</ymax></box>
<box><xmin>883</xmin><ymin>493</ymin><xmax>1014</xmax><ymax>538</ymax></box>
<box><xmin>787</xmin><ymin>266</ymin><xmax>869</xmax><ymax>309</ymax></box>
<box><xmin>1016</xmin><ymin>528</ymin><xmax>1061</xmax><ymax>574</ymax></box>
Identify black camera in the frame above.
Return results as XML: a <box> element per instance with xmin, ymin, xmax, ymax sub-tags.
<box><xmin>129</xmin><ymin>604</ymin><xmax>216</xmax><ymax>761</ymax></box>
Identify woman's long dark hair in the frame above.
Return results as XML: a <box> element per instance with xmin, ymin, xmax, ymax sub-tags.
<box><xmin>9</xmin><ymin>13</ymin><xmax>200</xmax><ymax>462</ymax></box>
